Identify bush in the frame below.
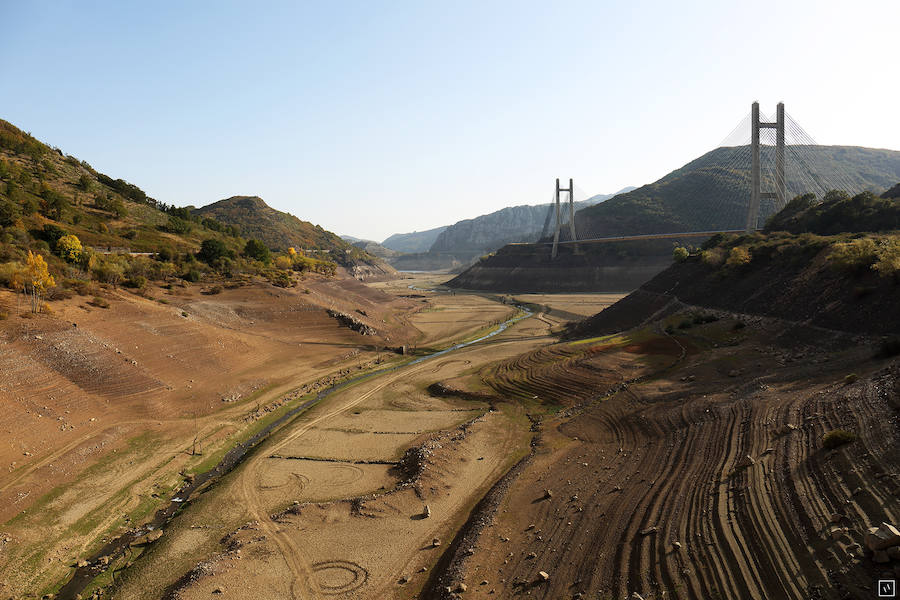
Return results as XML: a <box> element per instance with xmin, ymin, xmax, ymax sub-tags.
<box><xmin>827</xmin><ymin>238</ymin><xmax>878</xmax><ymax>273</ymax></box>
<box><xmin>198</xmin><ymin>239</ymin><xmax>230</xmax><ymax>264</ymax></box>
<box><xmin>726</xmin><ymin>246</ymin><xmax>751</xmax><ymax>267</ymax></box>
<box><xmin>183</xmin><ymin>269</ymin><xmax>201</xmax><ymax>283</ymax></box>
<box><xmin>202</xmin><ymin>285</ymin><xmax>223</xmax><ymax>295</ymax></box>
<box><xmin>123</xmin><ymin>275</ymin><xmax>147</xmax><ymax>289</ymax></box>
<box><xmin>822</xmin><ymin>429</ymin><xmax>857</xmax><ymax>449</ymax></box>
<box><xmin>55</xmin><ymin>234</ymin><xmax>83</xmax><ymax>263</ymax></box>
<box><xmin>672</xmin><ymin>246</ymin><xmax>689</xmax><ymax>262</ymax></box>
<box><xmin>88</xmin><ymin>296</ymin><xmax>110</xmax><ymax>309</ymax></box>
<box><xmin>701</xmin><ymin>247</ymin><xmax>725</xmax><ymax>266</ymax></box>
<box><xmin>243</xmin><ymin>239</ymin><xmax>271</xmax><ymax>263</ymax></box>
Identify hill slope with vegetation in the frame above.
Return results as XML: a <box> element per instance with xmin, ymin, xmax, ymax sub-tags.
<box><xmin>570</xmin><ymin>191</ymin><xmax>900</xmax><ymax>338</ymax></box>
<box><xmin>381</xmin><ymin>226</ymin><xmax>447</xmax><ymax>253</ymax></box>
<box><xmin>574</xmin><ymin>145</ymin><xmax>900</xmax><ymax>238</ymax></box>
<box><xmin>0</xmin><ymin>118</ymin><xmax>391</xmax><ymax>312</ymax></box>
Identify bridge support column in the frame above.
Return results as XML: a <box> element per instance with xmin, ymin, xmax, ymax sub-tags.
<box><xmin>747</xmin><ymin>101</ymin><xmax>786</xmax><ymax>231</ymax></box>
<box><xmin>552</xmin><ymin>178</ymin><xmax>576</xmax><ymax>259</ymax></box>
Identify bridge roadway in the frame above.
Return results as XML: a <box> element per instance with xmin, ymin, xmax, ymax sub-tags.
<box><xmin>511</xmin><ymin>229</ymin><xmax>754</xmax><ymax>246</ymax></box>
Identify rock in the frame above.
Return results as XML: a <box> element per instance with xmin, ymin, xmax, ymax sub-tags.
<box><xmin>873</xmin><ymin>550</ymin><xmax>890</xmax><ymax>563</ymax></box>
<box><xmin>537</xmin><ymin>571</ymin><xmax>549</xmax><ymax>581</ymax></box>
<box><xmin>865</xmin><ymin>522</ymin><xmax>900</xmax><ymax>551</ymax></box>
<box><xmin>631</xmin><ymin>593</ymin><xmax>646</xmax><ymax>600</ymax></box>
<box><xmin>398</xmin><ymin>574</ymin><xmax>409</xmax><ymax>584</ymax></box>
<box><xmin>98</xmin><ymin>555</ymin><xmax>110</xmax><ymax>566</ymax></box>
<box><xmin>544</xmin><ymin>489</ymin><xmax>553</xmax><ymax>499</ymax></box>
<box><xmin>736</xmin><ymin>455</ymin><xmax>755</xmax><ymax>469</ymax></box>
<box><xmin>212</xmin><ymin>589</ymin><xmax>223</xmax><ymax>595</ymax></box>
<box><xmin>852</xmin><ymin>487</ymin><xmax>862</xmax><ymax>496</ymax></box>
<box><xmin>672</xmin><ymin>541</ymin><xmax>682</xmax><ymax>550</ymax></box>
<box><xmin>526</xmin><ymin>552</ymin><xmax>536</xmax><ymax>559</ymax></box>
<box><xmin>640</xmin><ymin>526</ymin><xmax>659</xmax><ymax>536</ymax></box>
<box><xmin>829</xmin><ymin>527</ymin><xmax>845</xmax><ymax>540</ymax></box>
<box><xmin>432</xmin><ymin>537</ymin><xmax>441</xmax><ymax>547</ymax></box>
<box><xmin>761</xmin><ymin>448</ymin><xmax>774</xmax><ymax>455</ymax></box>
<box><xmin>830</xmin><ymin>512</ymin><xmax>844</xmax><ymax>523</ymax></box>
<box><xmin>77</xmin><ymin>559</ymin><xmax>89</xmax><ymax>568</ymax></box>
<box><xmin>454</xmin><ymin>582</ymin><xmax>467</xmax><ymax>592</ymax></box>
<box><xmin>423</xmin><ymin>504</ymin><xmax>431</xmax><ymax>518</ymax></box>
<box><xmin>480</xmin><ymin>580</ymin><xmax>488</xmax><ymax>585</ymax></box>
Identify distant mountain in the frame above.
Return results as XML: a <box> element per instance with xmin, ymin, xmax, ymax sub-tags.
<box><xmin>382</xmin><ymin>226</ymin><xmax>447</xmax><ymax>253</ymax></box>
<box><xmin>574</xmin><ymin>146</ymin><xmax>900</xmax><ymax>239</ymax></box>
<box><xmin>350</xmin><ymin>239</ymin><xmax>400</xmax><ymax>259</ymax></box>
<box><xmin>429</xmin><ymin>192</ymin><xmax>623</xmax><ymax>255</ymax></box>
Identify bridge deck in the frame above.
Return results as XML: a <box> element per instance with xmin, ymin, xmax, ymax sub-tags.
<box><xmin>512</xmin><ymin>229</ymin><xmax>753</xmax><ymax>246</ymax></box>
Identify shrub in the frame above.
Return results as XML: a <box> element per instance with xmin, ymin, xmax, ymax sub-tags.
<box><xmin>672</xmin><ymin>246</ymin><xmax>689</xmax><ymax>262</ymax></box>
<box><xmin>55</xmin><ymin>234</ymin><xmax>83</xmax><ymax>263</ymax></box>
<box><xmin>183</xmin><ymin>269</ymin><xmax>201</xmax><ymax>283</ymax></box>
<box><xmin>843</xmin><ymin>373</ymin><xmax>858</xmax><ymax>385</ymax></box>
<box><xmin>123</xmin><ymin>275</ymin><xmax>147</xmax><ymax>289</ymax></box>
<box><xmin>198</xmin><ymin>239</ymin><xmax>230</xmax><ymax>264</ymax></box>
<box><xmin>202</xmin><ymin>285</ymin><xmax>223</xmax><ymax>295</ymax></box>
<box><xmin>88</xmin><ymin>296</ymin><xmax>110</xmax><ymax>309</ymax></box>
<box><xmin>822</xmin><ymin>429</ymin><xmax>857</xmax><ymax>449</ymax></box>
<box><xmin>243</xmin><ymin>239</ymin><xmax>271</xmax><ymax>263</ymax></box>
<box><xmin>872</xmin><ymin>238</ymin><xmax>900</xmax><ymax>276</ymax></box>
<box><xmin>827</xmin><ymin>238</ymin><xmax>877</xmax><ymax>273</ymax></box>
<box><xmin>701</xmin><ymin>247</ymin><xmax>725</xmax><ymax>266</ymax></box>
<box><xmin>726</xmin><ymin>246</ymin><xmax>751</xmax><ymax>267</ymax></box>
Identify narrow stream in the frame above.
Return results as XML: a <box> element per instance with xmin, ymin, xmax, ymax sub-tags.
<box><xmin>56</xmin><ymin>303</ymin><xmax>531</xmax><ymax>599</ymax></box>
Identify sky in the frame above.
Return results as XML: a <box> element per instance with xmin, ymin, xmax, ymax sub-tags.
<box><xmin>2</xmin><ymin>0</ymin><xmax>899</xmax><ymax>241</ymax></box>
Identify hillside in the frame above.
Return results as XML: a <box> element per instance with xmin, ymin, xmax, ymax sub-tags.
<box><xmin>569</xmin><ymin>227</ymin><xmax>900</xmax><ymax>339</ymax></box>
<box><xmin>381</xmin><ymin>226</ymin><xmax>447</xmax><ymax>253</ymax></box>
<box><xmin>574</xmin><ymin>145</ymin><xmax>900</xmax><ymax>238</ymax></box>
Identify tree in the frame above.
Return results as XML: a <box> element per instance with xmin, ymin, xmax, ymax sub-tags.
<box><xmin>672</xmin><ymin>246</ymin><xmax>689</xmax><ymax>262</ymax></box>
<box><xmin>243</xmin><ymin>239</ymin><xmax>271</xmax><ymax>263</ymax></box>
<box><xmin>56</xmin><ymin>234</ymin><xmax>83</xmax><ymax>263</ymax></box>
<box><xmin>726</xmin><ymin>246</ymin><xmax>751</xmax><ymax>267</ymax></box>
<box><xmin>0</xmin><ymin>198</ymin><xmax>19</xmax><ymax>227</ymax></box>
<box><xmin>198</xmin><ymin>238</ymin><xmax>230</xmax><ymax>264</ymax></box>
<box><xmin>22</xmin><ymin>251</ymin><xmax>55</xmax><ymax>313</ymax></box>
<box><xmin>41</xmin><ymin>189</ymin><xmax>69</xmax><ymax>221</ymax></box>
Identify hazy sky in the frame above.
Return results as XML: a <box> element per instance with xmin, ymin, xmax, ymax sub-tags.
<box><xmin>3</xmin><ymin>1</ymin><xmax>898</xmax><ymax>241</ymax></box>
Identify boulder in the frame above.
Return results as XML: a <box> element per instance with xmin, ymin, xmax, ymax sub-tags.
<box><xmin>865</xmin><ymin>522</ymin><xmax>900</xmax><ymax>551</ymax></box>
<box><xmin>537</xmin><ymin>571</ymin><xmax>550</xmax><ymax>581</ymax></box>
<box><xmin>640</xmin><ymin>526</ymin><xmax>659</xmax><ymax>536</ymax></box>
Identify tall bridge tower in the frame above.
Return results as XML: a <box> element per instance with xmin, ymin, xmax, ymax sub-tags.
<box><xmin>551</xmin><ymin>178</ymin><xmax>577</xmax><ymax>258</ymax></box>
<box><xmin>747</xmin><ymin>101</ymin><xmax>786</xmax><ymax>231</ymax></box>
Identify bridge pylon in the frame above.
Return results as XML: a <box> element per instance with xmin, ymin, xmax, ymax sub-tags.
<box><xmin>551</xmin><ymin>178</ymin><xmax>578</xmax><ymax>259</ymax></box>
<box><xmin>747</xmin><ymin>101</ymin><xmax>786</xmax><ymax>231</ymax></box>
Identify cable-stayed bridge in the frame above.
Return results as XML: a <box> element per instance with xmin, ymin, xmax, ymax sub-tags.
<box><xmin>529</xmin><ymin>102</ymin><xmax>869</xmax><ymax>257</ymax></box>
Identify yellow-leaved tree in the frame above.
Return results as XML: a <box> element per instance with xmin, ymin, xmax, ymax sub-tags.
<box><xmin>23</xmin><ymin>251</ymin><xmax>55</xmax><ymax>313</ymax></box>
<box><xmin>56</xmin><ymin>234</ymin><xmax>83</xmax><ymax>263</ymax></box>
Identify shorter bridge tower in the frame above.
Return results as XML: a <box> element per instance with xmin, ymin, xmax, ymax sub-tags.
<box><xmin>747</xmin><ymin>101</ymin><xmax>786</xmax><ymax>231</ymax></box>
<box><xmin>551</xmin><ymin>178</ymin><xmax>577</xmax><ymax>258</ymax></box>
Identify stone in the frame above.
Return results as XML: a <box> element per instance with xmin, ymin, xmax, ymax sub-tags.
<box><xmin>455</xmin><ymin>582</ymin><xmax>468</xmax><ymax>592</ymax></box>
<box><xmin>865</xmin><ymin>522</ymin><xmax>900</xmax><ymax>551</ymax></box>
<box><xmin>398</xmin><ymin>574</ymin><xmax>409</xmax><ymax>584</ymax></box>
<box><xmin>537</xmin><ymin>571</ymin><xmax>550</xmax><ymax>581</ymax></box>
<box><xmin>212</xmin><ymin>589</ymin><xmax>223</xmax><ymax>595</ymax></box>
<box><xmin>526</xmin><ymin>552</ymin><xmax>537</xmax><ymax>559</ymax></box>
<box><xmin>640</xmin><ymin>526</ymin><xmax>659</xmax><ymax>536</ymax></box>
<box><xmin>631</xmin><ymin>593</ymin><xmax>646</xmax><ymax>600</ymax></box>
<box><xmin>736</xmin><ymin>455</ymin><xmax>755</xmax><ymax>469</ymax></box>
<box><xmin>432</xmin><ymin>537</ymin><xmax>441</xmax><ymax>547</ymax></box>
<box><xmin>829</xmin><ymin>527</ymin><xmax>845</xmax><ymax>540</ymax></box>
<box><xmin>77</xmin><ymin>559</ymin><xmax>89</xmax><ymax>568</ymax></box>
<box><xmin>830</xmin><ymin>513</ymin><xmax>844</xmax><ymax>523</ymax></box>
<box><xmin>423</xmin><ymin>504</ymin><xmax>431</xmax><ymax>518</ymax></box>
<box><xmin>672</xmin><ymin>541</ymin><xmax>682</xmax><ymax>550</ymax></box>
<box><xmin>544</xmin><ymin>489</ymin><xmax>553</xmax><ymax>499</ymax></box>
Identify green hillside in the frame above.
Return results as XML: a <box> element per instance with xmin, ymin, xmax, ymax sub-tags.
<box><xmin>0</xmin><ymin>118</ymin><xmax>353</xmax><ymax>306</ymax></box>
<box><xmin>575</xmin><ymin>145</ymin><xmax>900</xmax><ymax>238</ymax></box>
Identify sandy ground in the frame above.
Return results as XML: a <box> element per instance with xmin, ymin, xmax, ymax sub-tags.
<box><xmin>432</xmin><ymin>314</ymin><xmax>900</xmax><ymax>600</ymax></box>
<box><xmin>111</xmin><ymin>282</ymin><xmax>554</xmax><ymax>600</ymax></box>
<box><xmin>0</xmin><ymin>273</ymin><xmax>441</xmax><ymax>597</ymax></box>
